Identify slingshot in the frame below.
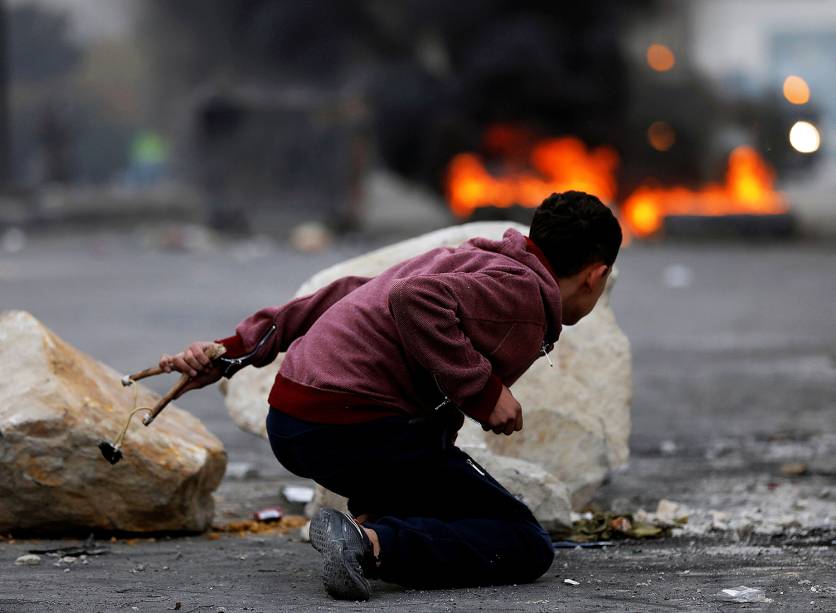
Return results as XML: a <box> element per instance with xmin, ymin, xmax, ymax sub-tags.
<box><xmin>98</xmin><ymin>343</ymin><xmax>227</xmax><ymax>465</ymax></box>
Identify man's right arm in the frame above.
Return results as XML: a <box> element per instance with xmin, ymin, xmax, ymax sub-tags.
<box><xmin>161</xmin><ymin>275</ymin><xmax>370</xmax><ymax>384</ymax></box>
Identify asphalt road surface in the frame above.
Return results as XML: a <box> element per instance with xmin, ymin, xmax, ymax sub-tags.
<box><xmin>1</xmin><ymin>228</ymin><xmax>834</xmax><ymax>611</ymax></box>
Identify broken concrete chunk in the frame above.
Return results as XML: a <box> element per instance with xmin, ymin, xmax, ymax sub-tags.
<box><xmin>0</xmin><ymin>310</ymin><xmax>227</xmax><ymax>533</ymax></box>
<box><xmin>14</xmin><ymin>554</ymin><xmax>41</xmax><ymax>566</ymax></box>
<box><xmin>222</xmin><ymin>222</ymin><xmax>631</xmax><ymax>510</ymax></box>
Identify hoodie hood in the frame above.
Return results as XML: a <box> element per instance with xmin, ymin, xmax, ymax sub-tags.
<box><xmin>466</xmin><ymin>228</ymin><xmax>563</xmax><ymax>344</ymax></box>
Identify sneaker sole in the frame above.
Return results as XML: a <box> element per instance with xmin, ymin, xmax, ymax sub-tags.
<box><xmin>310</xmin><ymin>509</ymin><xmax>371</xmax><ymax>601</ymax></box>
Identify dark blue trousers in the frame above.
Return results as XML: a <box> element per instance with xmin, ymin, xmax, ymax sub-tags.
<box><xmin>266</xmin><ymin>407</ymin><xmax>555</xmax><ymax>589</ymax></box>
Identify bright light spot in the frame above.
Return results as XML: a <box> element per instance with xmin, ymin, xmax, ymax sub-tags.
<box><xmin>647</xmin><ymin>121</ymin><xmax>676</xmax><ymax>151</ymax></box>
<box><xmin>783</xmin><ymin>75</ymin><xmax>810</xmax><ymax>105</ymax></box>
<box><xmin>647</xmin><ymin>44</ymin><xmax>675</xmax><ymax>72</ymax></box>
<box><xmin>789</xmin><ymin>121</ymin><xmax>820</xmax><ymax>153</ymax></box>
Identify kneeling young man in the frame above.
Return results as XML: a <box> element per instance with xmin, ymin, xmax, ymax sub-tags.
<box><xmin>162</xmin><ymin>191</ymin><xmax>622</xmax><ymax>600</ymax></box>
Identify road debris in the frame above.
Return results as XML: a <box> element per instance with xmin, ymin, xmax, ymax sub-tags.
<box><xmin>225</xmin><ymin>462</ymin><xmax>259</xmax><ymax>480</ymax></box>
<box><xmin>29</xmin><ymin>535</ymin><xmax>109</xmax><ymax>557</ymax></box>
<box><xmin>14</xmin><ymin>554</ymin><xmax>41</xmax><ymax>566</ymax></box>
<box><xmin>553</xmin><ymin>540</ymin><xmax>610</xmax><ymax>549</ymax></box>
<box><xmin>563</xmin><ymin>579</ymin><xmax>580</xmax><ymax>586</ymax></box>
<box><xmin>557</xmin><ymin>508</ymin><xmax>681</xmax><ymax>542</ymax></box>
<box><xmin>781</xmin><ymin>462</ymin><xmax>809</xmax><ymax>477</ymax></box>
<box><xmin>717</xmin><ymin>586</ymin><xmax>772</xmax><ymax>603</ymax></box>
<box><xmin>253</xmin><ymin>507</ymin><xmax>283</xmax><ymax>522</ymax></box>
<box><xmin>282</xmin><ymin>485</ymin><xmax>315</xmax><ymax>504</ymax></box>
<box><xmin>212</xmin><ymin>515</ymin><xmax>308</xmax><ymax>537</ymax></box>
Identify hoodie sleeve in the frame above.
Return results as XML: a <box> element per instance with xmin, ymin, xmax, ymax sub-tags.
<box><xmin>216</xmin><ymin>275</ymin><xmax>370</xmax><ymax>377</ymax></box>
<box><xmin>387</xmin><ymin>270</ymin><xmax>538</xmax><ymax>424</ymax></box>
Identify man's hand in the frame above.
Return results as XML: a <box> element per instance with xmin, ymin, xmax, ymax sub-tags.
<box><xmin>159</xmin><ymin>341</ymin><xmax>224</xmax><ymax>398</ymax></box>
<box><xmin>482</xmin><ymin>385</ymin><xmax>523</xmax><ymax>435</ymax></box>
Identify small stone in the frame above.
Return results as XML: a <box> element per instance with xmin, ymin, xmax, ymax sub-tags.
<box><xmin>781</xmin><ymin>462</ymin><xmax>809</xmax><ymax>476</ymax></box>
<box><xmin>660</xmin><ymin>440</ymin><xmax>678</xmax><ymax>455</ymax></box>
<box><xmin>225</xmin><ymin>462</ymin><xmax>259</xmax><ymax>481</ymax></box>
<box><xmin>14</xmin><ymin>554</ymin><xmax>41</xmax><ymax>566</ymax></box>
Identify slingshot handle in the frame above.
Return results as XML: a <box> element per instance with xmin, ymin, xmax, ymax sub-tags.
<box><xmin>142</xmin><ymin>374</ymin><xmax>190</xmax><ymax>426</ymax></box>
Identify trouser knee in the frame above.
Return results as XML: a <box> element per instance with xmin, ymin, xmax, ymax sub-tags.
<box><xmin>515</xmin><ymin>523</ymin><xmax>555</xmax><ymax>582</ymax></box>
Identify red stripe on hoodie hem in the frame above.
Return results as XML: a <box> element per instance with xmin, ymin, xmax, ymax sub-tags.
<box><xmin>269</xmin><ymin>374</ymin><xmax>405</xmax><ymax>424</ymax></box>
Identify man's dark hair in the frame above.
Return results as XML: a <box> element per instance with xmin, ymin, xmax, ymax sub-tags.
<box><xmin>529</xmin><ymin>191</ymin><xmax>622</xmax><ymax>277</ymax></box>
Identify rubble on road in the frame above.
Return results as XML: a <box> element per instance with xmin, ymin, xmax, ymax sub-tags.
<box><xmin>212</xmin><ymin>515</ymin><xmax>308</xmax><ymax>537</ymax></box>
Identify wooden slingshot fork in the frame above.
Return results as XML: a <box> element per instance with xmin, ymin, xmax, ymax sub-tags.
<box><xmin>98</xmin><ymin>343</ymin><xmax>227</xmax><ymax>465</ymax></box>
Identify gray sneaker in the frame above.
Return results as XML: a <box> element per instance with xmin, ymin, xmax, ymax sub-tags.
<box><xmin>309</xmin><ymin>508</ymin><xmax>376</xmax><ymax>601</ymax></box>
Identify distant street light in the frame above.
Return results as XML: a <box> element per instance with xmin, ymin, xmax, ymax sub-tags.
<box><xmin>783</xmin><ymin>75</ymin><xmax>810</xmax><ymax>105</ymax></box>
<box><xmin>788</xmin><ymin>121</ymin><xmax>820</xmax><ymax>154</ymax></box>
<box><xmin>646</xmin><ymin>44</ymin><xmax>675</xmax><ymax>72</ymax></box>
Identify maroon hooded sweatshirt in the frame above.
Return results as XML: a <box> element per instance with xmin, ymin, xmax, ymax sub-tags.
<box><xmin>217</xmin><ymin>228</ymin><xmax>562</xmax><ymax>426</ymax></box>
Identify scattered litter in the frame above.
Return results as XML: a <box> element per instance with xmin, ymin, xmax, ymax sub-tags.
<box><xmin>662</xmin><ymin>264</ymin><xmax>693</xmax><ymax>288</ymax></box>
<box><xmin>717</xmin><ymin>586</ymin><xmax>772</xmax><ymax>603</ymax></box>
<box><xmin>14</xmin><ymin>554</ymin><xmax>41</xmax><ymax>566</ymax></box>
<box><xmin>253</xmin><ymin>507</ymin><xmax>284</xmax><ymax>522</ymax></box>
<box><xmin>225</xmin><ymin>462</ymin><xmax>259</xmax><ymax>480</ymax></box>
<box><xmin>213</xmin><ymin>515</ymin><xmax>308</xmax><ymax>537</ymax></box>
<box><xmin>553</xmin><ymin>540</ymin><xmax>610</xmax><ymax>549</ymax></box>
<box><xmin>563</xmin><ymin>579</ymin><xmax>580</xmax><ymax>586</ymax></box>
<box><xmin>282</xmin><ymin>485</ymin><xmax>315</xmax><ymax>504</ymax></box>
<box><xmin>560</xmin><ymin>509</ymin><xmax>678</xmax><ymax>542</ymax></box>
<box><xmin>171</xmin><ymin>603</ymin><xmax>181</xmax><ymax>611</ymax></box>
<box><xmin>609</xmin><ymin>517</ymin><xmax>632</xmax><ymax>533</ymax></box>
<box><xmin>300</xmin><ymin>520</ymin><xmax>311</xmax><ymax>543</ymax></box>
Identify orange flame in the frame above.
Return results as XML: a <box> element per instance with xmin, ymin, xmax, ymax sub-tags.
<box><xmin>622</xmin><ymin>146</ymin><xmax>787</xmax><ymax>237</ymax></box>
<box><xmin>446</xmin><ymin>136</ymin><xmax>619</xmax><ymax>218</ymax></box>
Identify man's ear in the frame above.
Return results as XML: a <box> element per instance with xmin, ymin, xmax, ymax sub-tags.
<box><xmin>584</xmin><ymin>263</ymin><xmax>609</xmax><ymax>289</ymax></box>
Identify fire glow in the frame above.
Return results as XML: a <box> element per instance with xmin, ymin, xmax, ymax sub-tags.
<box><xmin>445</xmin><ymin>131</ymin><xmax>786</xmax><ymax>238</ymax></box>
<box><xmin>622</xmin><ymin>146</ymin><xmax>787</xmax><ymax>236</ymax></box>
<box><xmin>446</xmin><ymin>136</ymin><xmax>619</xmax><ymax>218</ymax></box>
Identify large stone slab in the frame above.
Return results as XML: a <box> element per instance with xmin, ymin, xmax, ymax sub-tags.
<box><xmin>0</xmin><ymin>311</ymin><xmax>227</xmax><ymax>533</ymax></box>
<box><xmin>223</xmin><ymin>222</ymin><xmax>631</xmax><ymax>510</ymax></box>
